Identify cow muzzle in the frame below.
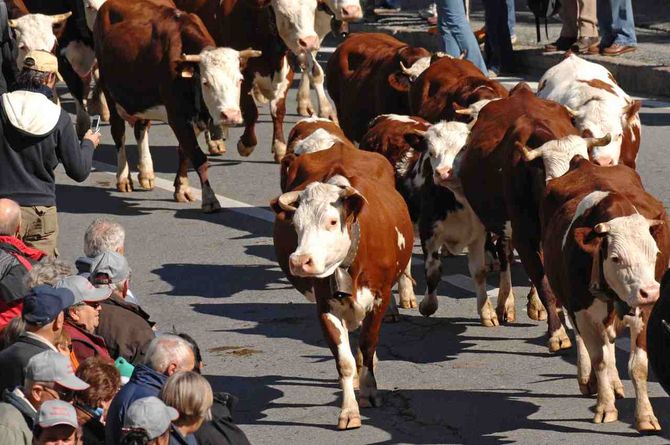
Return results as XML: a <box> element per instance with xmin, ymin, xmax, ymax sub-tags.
<box><xmin>298</xmin><ymin>35</ymin><xmax>320</xmax><ymax>53</ymax></box>
<box><xmin>340</xmin><ymin>4</ymin><xmax>362</xmax><ymax>20</ymax></box>
<box><xmin>289</xmin><ymin>253</ymin><xmax>321</xmax><ymax>277</ymax></box>
<box><xmin>433</xmin><ymin>166</ymin><xmax>453</xmax><ymax>186</ymax></box>
<box><xmin>593</xmin><ymin>154</ymin><xmax>615</xmax><ymax>167</ymax></box>
<box><xmin>220</xmin><ymin>110</ymin><xmax>243</xmax><ymax>126</ymax></box>
<box><xmin>635</xmin><ymin>282</ymin><xmax>661</xmax><ymax>305</ymax></box>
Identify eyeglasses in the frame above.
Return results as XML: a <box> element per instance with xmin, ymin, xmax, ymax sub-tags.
<box><xmin>43</xmin><ymin>385</ymin><xmax>74</xmax><ymax>402</ymax></box>
<box><xmin>85</xmin><ymin>301</ymin><xmax>101</xmax><ymax>309</ymax></box>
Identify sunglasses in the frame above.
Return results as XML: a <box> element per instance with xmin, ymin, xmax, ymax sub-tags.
<box><xmin>43</xmin><ymin>385</ymin><xmax>74</xmax><ymax>402</ymax></box>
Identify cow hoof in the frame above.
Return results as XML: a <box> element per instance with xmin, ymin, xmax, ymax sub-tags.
<box><xmin>579</xmin><ymin>374</ymin><xmax>597</xmax><ymax>396</ymax></box>
<box><xmin>138</xmin><ymin>172</ymin><xmax>155</xmax><ymax>190</ymax></box>
<box><xmin>174</xmin><ymin>189</ymin><xmax>196</xmax><ymax>203</ymax></box>
<box><xmin>337</xmin><ymin>410</ymin><xmax>361</xmax><ymax>430</ymax></box>
<box><xmin>297</xmin><ymin>102</ymin><xmax>314</xmax><ymax>117</ymax></box>
<box><xmin>207</xmin><ymin>139</ymin><xmax>227</xmax><ymax>156</ymax></box>
<box><xmin>527</xmin><ymin>289</ymin><xmax>547</xmax><ymax>321</ymax></box>
<box><xmin>117</xmin><ymin>180</ymin><xmax>133</xmax><ymax>193</ymax></box>
<box><xmin>480</xmin><ymin>300</ymin><xmax>499</xmax><ymax>327</ymax></box>
<box><xmin>593</xmin><ymin>406</ymin><xmax>618</xmax><ymax>424</ymax></box>
<box><xmin>636</xmin><ymin>415</ymin><xmax>661</xmax><ymax>433</ymax></box>
<box><xmin>548</xmin><ymin>331</ymin><xmax>572</xmax><ymax>353</ymax></box>
<box><xmin>202</xmin><ymin>199</ymin><xmax>222</xmax><ymax>214</ymax></box>
<box><xmin>359</xmin><ymin>394</ymin><xmax>382</xmax><ymax>408</ymax></box>
<box><xmin>399</xmin><ymin>294</ymin><xmax>417</xmax><ymax>309</ymax></box>
<box><xmin>273</xmin><ymin>141</ymin><xmax>287</xmax><ymax>163</ymax></box>
<box><xmin>419</xmin><ymin>297</ymin><xmax>438</xmax><ymax>317</ymax></box>
<box><xmin>237</xmin><ymin>139</ymin><xmax>256</xmax><ymax>157</ymax></box>
<box><xmin>496</xmin><ymin>305</ymin><xmax>516</xmax><ymax>324</ymax></box>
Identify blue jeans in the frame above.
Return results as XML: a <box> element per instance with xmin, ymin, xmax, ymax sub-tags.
<box><xmin>436</xmin><ymin>0</ymin><xmax>488</xmax><ymax>75</ymax></box>
<box><xmin>597</xmin><ymin>0</ymin><xmax>637</xmax><ymax>46</ymax></box>
<box><xmin>483</xmin><ymin>0</ymin><xmax>513</xmax><ymax>74</ymax></box>
<box><xmin>507</xmin><ymin>0</ymin><xmax>516</xmax><ymax>36</ymax></box>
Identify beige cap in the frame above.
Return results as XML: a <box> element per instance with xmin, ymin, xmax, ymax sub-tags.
<box><xmin>23</xmin><ymin>50</ymin><xmax>59</xmax><ymax>74</ymax></box>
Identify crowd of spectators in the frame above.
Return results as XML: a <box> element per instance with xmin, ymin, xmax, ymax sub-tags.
<box><xmin>0</xmin><ymin>210</ymin><xmax>250</xmax><ymax>445</ymax></box>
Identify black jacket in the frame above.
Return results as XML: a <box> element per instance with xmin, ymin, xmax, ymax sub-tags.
<box><xmin>0</xmin><ymin>334</ymin><xmax>52</xmax><ymax>393</ymax></box>
<box><xmin>0</xmin><ymin>1</ymin><xmax>17</xmax><ymax>95</ymax></box>
<box><xmin>0</xmin><ymin>90</ymin><xmax>95</xmax><ymax>206</ymax></box>
<box><xmin>96</xmin><ymin>294</ymin><xmax>154</xmax><ymax>364</ymax></box>
<box><xmin>194</xmin><ymin>393</ymin><xmax>251</xmax><ymax>445</ymax></box>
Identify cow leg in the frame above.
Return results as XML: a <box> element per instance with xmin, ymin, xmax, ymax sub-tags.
<box><xmin>108</xmin><ymin>104</ymin><xmax>132</xmax><ymax>192</ymax></box>
<box><xmin>173</xmin><ymin>147</ymin><xmax>196</xmax><ymax>203</ymax></box>
<box><xmin>317</xmin><ymin>304</ymin><xmax>360</xmax><ymax>430</ymax></box>
<box><xmin>576</xmin><ymin>302</ymin><xmax>618</xmax><ymax>424</ymax></box>
<box><xmin>238</xmin><ymin>79</ymin><xmax>259</xmax><ymax>157</ymax></box>
<box><xmin>526</xmin><ymin>285</ymin><xmax>548</xmax><ymax>321</ymax></box>
<box><xmin>358</xmin><ymin>289</ymin><xmax>389</xmax><ymax>409</ymax></box>
<box><xmin>397</xmin><ymin>259</ymin><xmax>417</xmax><ymax>309</ymax></box>
<box><xmin>296</xmin><ymin>67</ymin><xmax>314</xmax><ymax>117</ymax></box>
<box><xmin>468</xmin><ymin>234</ymin><xmax>498</xmax><ymax>326</ymax></box>
<box><xmin>624</xmin><ymin>308</ymin><xmax>661</xmax><ymax>432</ymax></box>
<box><xmin>495</xmin><ymin>235</ymin><xmax>516</xmax><ymax>324</ymax></box>
<box><xmin>133</xmin><ymin>120</ymin><xmax>155</xmax><ymax>190</ymax></box>
<box><xmin>383</xmin><ymin>294</ymin><xmax>400</xmax><ymax>323</ymax></box>
<box><xmin>169</xmin><ymin>119</ymin><xmax>221</xmax><ymax>213</ymax></box>
<box><xmin>205</xmin><ymin>124</ymin><xmax>226</xmax><ymax>155</ymax></box>
<box><xmin>88</xmin><ymin>67</ymin><xmax>110</xmax><ymax>122</ymax></box>
<box><xmin>309</xmin><ymin>60</ymin><xmax>338</xmax><ymax>124</ymax></box>
<box><xmin>419</xmin><ymin>231</ymin><xmax>442</xmax><ymax>317</ymax></box>
<box><xmin>268</xmin><ymin>60</ymin><xmax>293</xmax><ymax>163</ymax></box>
<box><xmin>574</xmin><ymin>325</ymin><xmax>597</xmax><ymax>396</ymax></box>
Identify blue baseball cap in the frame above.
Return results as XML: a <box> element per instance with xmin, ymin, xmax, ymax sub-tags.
<box><xmin>22</xmin><ymin>285</ymin><xmax>75</xmax><ymax>325</ymax></box>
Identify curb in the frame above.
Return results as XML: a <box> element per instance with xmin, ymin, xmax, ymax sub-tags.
<box><xmin>349</xmin><ymin>23</ymin><xmax>670</xmax><ymax>99</ymax></box>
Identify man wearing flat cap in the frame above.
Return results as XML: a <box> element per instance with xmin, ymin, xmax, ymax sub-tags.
<box><xmin>0</xmin><ymin>350</ymin><xmax>89</xmax><ymax>445</ymax></box>
<box><xmin>0</xmin><ymin>49</ymin><xmax>101</xmax><ymax>256</ymax></box>
<box><xmin>0</xmin><ymin>285</ymin><xmax>74</xmax><ymax>394</ymax></box>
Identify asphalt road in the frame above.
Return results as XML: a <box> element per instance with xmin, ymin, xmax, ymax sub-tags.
<box><xmin>52</xmin><ymin>50</ymin><xmax>670</xmax><ymax>444</ymax></box>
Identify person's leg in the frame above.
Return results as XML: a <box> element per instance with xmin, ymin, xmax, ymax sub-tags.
<box><xmin>597</xmin><ymin>0</ymin><xmax>614</xmax><ymax>47</ymax></box>
<box><xmin>19</xmin><ymin>206</ymin><xmax>59</xmax><ymax>256</ymax></box>
<box><xmin>559</xmin><ymin>0</ymin><xmax>578</xmax><ymax>38</ymax></box>
<box><xmin>578</xmin><ymin>0</ymin><xmax>598</xmax><ymax>37</ymax></box>
<box><xmin>436</xmin><ymin>0</ymin><xmax>488</xmax><ymax>74</ymax></box>
<box><xmin>506</xmin><ymin>0</ymin><xmax>516</xmax><ymax>37</ymax></box>
<box><xmin>610</xmin><ymin>0</ymin><xmax>637</xmax><ymax>45</ymax></box>
<box><xmin>483</xmin><ymin>0</ymin><xmax>513</xmax><ymax>74</ymax></box>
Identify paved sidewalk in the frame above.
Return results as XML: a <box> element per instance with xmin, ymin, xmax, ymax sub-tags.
<box><xmin>351</xmin><ymin>0</ymin><xmax>670</xmax><ymax>98</ymax></box>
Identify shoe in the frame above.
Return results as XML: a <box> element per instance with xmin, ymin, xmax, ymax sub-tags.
<box><xmin>544</xmin><ymin>36</ymin><xmax>576</xmax><ymax>52</ymax></box>
<box><xmin>602</xmin><ymin>43</ymin><xmax>636</xmax><ymax>56</ymax></box>
<box><xmin>571</xmin><ymin>37</ymin><xmax>600</xmax><ymax>54</ymax></box>
<box><xmin>419</xmin><ymin>3</ymin><xmax>436</xmax><ymax>19</ymax></box>
<box><xmin>510</xmin><ymin>34</ymin><xmax>517</xmax><ymax>45</ymax></box>
<box><xmin>587</xmin><ymin>41</ymin><xmax>601</xmax><ymax>54</ymax></box>
<box><xmin>475</xmin><ymin>27</ymin><xmax>486</xmax><ymax>45</ymax></box>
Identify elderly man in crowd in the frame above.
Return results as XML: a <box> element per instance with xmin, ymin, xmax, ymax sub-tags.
<box><xmin>90</xmin><ymin>251</ymin><xmax>154</xmax><ymax>364</ymax></box>
<box><xmin>32</xmin><ymin>400</ymin><xmax>80</xmax><ymax>445</ymax></box>
<box><xmin>56</xmin><ymin>276</ymin><xmax>113</xmax><ymax>363</ymax></box>
<box><xmin>0</xmin><ymin>198</ymin><xmax>46</xmax><ymax>330</ymax></box>
<box><xmin>106</xmin><ymin>335</ymin><xmax>195</xmax><ymax>445</ymax></box>
<box><xmin>26</xmin><ymin>258</ymin><xmax>77</xmax><ymax>289</ymax></box>
<box><xmin>76</xmin><ymin>218</ymin><xmax>139</xmax><ymax>304</ymax></box>
<box><xmin>0</xmin><ymin>286</ymin><xmax>74</xmax><ymax>393</ymax></box>
<box><xmin>0</xmin><ymin>50</ymin><xmax>101</xmax><ymax>256</ymax></box>
<box><xmin>121</xmin><ymin>397</ymin><xmax>178</xmax><ymax>445</ymax></box>
<box><xmin>0</xmin><ymin>350</ymin><xmax>89</xmax><ymax>445</ymax></box>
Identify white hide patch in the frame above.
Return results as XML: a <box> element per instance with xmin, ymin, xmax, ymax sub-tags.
<box><xmin>10</xmin><ymin>14</ymin><xmax>59</xmax><ymax>66</ymax></box>
<box><xmin>395</xmin><ymin>227</ymin><xmax>406</xmax><ymax>250</ymax></box>
<box><xmin>271</xmin><ymin>0</ymin><xmax>319</xmax><ymax>56</ymax></box>
<box><xmin>84</xmin><ymin>0</ymin><xmax>107</xmax><ymax>31</ymax></box>
<box><xmin>293</xmin><ymin>128</ymin><xmax>341</xmax><ymax>155</ymax></box>
<box><xmin>525</xmin><ymin>135</ymin><xmax>589</xmax><ymax>181</ymax></box>
<box><xmin>462</xmin><ymin>98</ymin><xmax>500</xmax><ymax>129</ymax></box>
<box><xmin>561</xmin><ymin>191</ymin><xmax>611</xmax><ymax>249</ymax></box>
<box><xmin>62</xmin><ymin>41</ymin><xmax>96</xmax><ymax>77</ymax></box>
<box><xmin>301</xmin><ymin>115</ymin><xmax>332</xmax><ymax>123</ymax></box>
<box><xmin>403</xmin><ymin>56</ymin><xmax>431</xmax><ymax>80</ymax></box>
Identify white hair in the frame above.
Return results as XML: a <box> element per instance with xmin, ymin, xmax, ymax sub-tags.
<box><xmin>144</xmin><ymin>335</ymin><xmax>194</xmax><ymax>373</ymax></box>
<box><xmin>84</xmin><ymin>218</ymin><xmax>126</xmax><ymax>257</ymax></box>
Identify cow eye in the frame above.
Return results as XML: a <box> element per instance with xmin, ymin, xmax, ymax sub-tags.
<box><xmin>328</xmin><ymin>218</ymin><xmax>338</xmax><ymax>229</ymax></box>
<box><xmin>611</xmin><ymin>255</ymin><xmax>620</xmax><ymax>264</ymax></box>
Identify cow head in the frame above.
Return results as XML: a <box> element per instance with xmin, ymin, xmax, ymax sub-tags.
<box><xmin>453</xmin><ymin>98</ymin><xmax>499</xmax><ymax>129</ymax></box>
<box><xmin>272</xmin><ymin>0</ymin><xmax>320</xmax><ymax>56</ymax></box>
<box><xmin>575</xmin><ymin>214</ymin><xmax>662</xmax><ymax>307</ymax></box>
<box><xmin>178</xmin><ymin>48</ymin><xmax>262</xmax><ymax>126</ymax></box>
<box><xmin>517</xmin><ymin>134</ymin><xmax>611</xmax><ymax>181</ymax></box>
<box><xmin>320</xmin><ymin>0</ymin><xmax>362</xmax><ymax>21</ymax></box>
<box><xmin>83</xmin><ymin>0</ymin><xmax>107</xmax><ymax>31</ymax></box>
<box><xmin>388</xmin><ymin>47</ymin><xmax>431</xmax><ymax>92</ymax></box>
<box><xmin>272</xmin><ymin>176</ymin><xmax>366</xmax><ymax>278</ymax></box>
<box><xmin>418</xmin><ymin>121</ymin><xmax>470</xmax><ymax>187</ymax></box>
<box><xmin>9</xmin><ymin>13</ymin><xmax>72</xmax><ymax>66</ymax></box>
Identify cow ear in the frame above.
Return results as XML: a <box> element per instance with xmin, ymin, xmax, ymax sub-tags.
<box><xmin>404</xmin><ymin>130</ymin><xmax>427</xmax><ymax>152</ymax></box>
<box><xmin>649</xmin><ymin>217</ymin><xmax>665</xmax><ymax>239</ymax></box>
<box><xmin>573</xmin><ymin>227</ymin><xmax>604</xmax><ymax>254</ymax></box>
<box><xmin>339</xmin><ymin>186</ymin><xmax>367</xmax><ymax>223</ymax></box>
<box><xmin>388</xmin><ymin>72</ymin><xmax>410</xmax><ymax>92</ymax></box>
<box><xmin>624</xmin><ymin>100</ymin><xmax>641</xmax><ymax>125</ymax></box>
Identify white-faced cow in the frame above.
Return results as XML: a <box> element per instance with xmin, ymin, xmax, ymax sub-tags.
<box><xmin>537</xmin><ymin>53</ymin><xmax>641</xmax><ymax>168</ymax></box>
<box><xmin>543</xmin><ymin>157</ymin><xmax>670</xmax><ymax>433</ymax></box>
<box><xmin>272</xmin><ymin>143</ymin><xmax>414</xmax><ymax>430</ymax></box>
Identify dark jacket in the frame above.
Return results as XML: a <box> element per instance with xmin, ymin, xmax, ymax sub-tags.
<box><xmin>169</xmin><ymin>426</ymin><xmax>198</xmax><ymax>445</ymax></box>
<box><xmin>0</xmin><ymin>333</ymin><xmax>53</xmax><ymax>393</ymax></box>
<box><xmin>105</xmin><ymin>364</ymin><xmax>167</xmax><ymax>445</ymax></box>
<box><xmin>0</xmin><ymin>236</ymin><xmax>45</xmax><ymax>330</ymax></box>
<box><xmin>96</xmin><ymin>294</ymin><xmax>154</xmax><ymax>364</ymax></box>
<box><xmin>0</xmin><ymin>89</ymin><xmax>95</xmax><ymax>206</ymax></box>
<box><xmin>74</xmin><ymin>403</ymin><xmax>105</xmax><ymax>445</ymax></box>
<box><xmin>0</xmin><ymin>388</ymin><xmax>36</xmax><ymax>445</ymax></box>
<box><xmin>0</xmin><ymin>1</ymin><xmax>17</xmax><ymax>95</ymax></box>
<box><xmin>63</xmin><ymin>321</ymin><xmax>112</xmax><ymax>363</ymax></box>
<box><xmin>195</xmin><ymin>393</ymin><xmax>251</xmax><ymax>445</ymax></box>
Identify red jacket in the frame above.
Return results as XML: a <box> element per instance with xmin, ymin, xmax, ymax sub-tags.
<box><xmin>63</xmin><ymin>321</ymin><xmax>113</xmax><ymax>364</ymax></box>
<box><xmin>0</xmin><ymin>236</ymin><xmax>45</xmax><ymax>330</ymax></box>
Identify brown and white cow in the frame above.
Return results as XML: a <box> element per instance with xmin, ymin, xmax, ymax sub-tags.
<box><xmin>95</xmin><ymin>0</ymin><xmax>259</xmax><ymax>211</ymax></box>
<box><xmin>326</xmin><ymin>33</ymin><xmax>431</xmax><ymax>142</ymax></box>
<box><xmin>460</xmin><ymin>83</ymin><xmax>612</xmax><ymax>352</ymax></box>
<box><xmin>272</xmin><ymin>143</ymin><xmax>414</xmax><ymax>430</ymax></box>
<box><xmin>542</xmin><ymin>157</ymin><xmax>670</xmax><ymax>432</ymax></box>
<box><xmin>409</xmin><ymin>55</ymin><xmax>508</xmax><ymax>123</ymax></box>
<box><xmin>537</xmin><ymin>54</ymin><xmax>641</xmax><ymax>168</ymax></box>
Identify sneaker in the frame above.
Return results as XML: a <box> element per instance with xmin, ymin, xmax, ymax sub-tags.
<box><xmin>543</xmin><ymin>36</ymin><xmax>576</xmax><ymax>52</ymax></box>
<box><xmin>602</xmin><ymin>43</ymin><xmax>636</xmax><ymax>56</ymax></box>
<box><xmin>571</xmin><ymin>37</ymin><xmax>600</xmax><ymax>54</ymax></box>
<box><xmin>419</xmin><ymin>3</ymin><xmax>436</xmax><ymax>19</ymax></box>
<box><xmin>510</xmin><ymin>34</ymin><xmax>517</xmax><ymax>45</ymax></box>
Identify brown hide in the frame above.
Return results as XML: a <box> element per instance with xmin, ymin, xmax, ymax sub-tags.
<box><xmin>409</xmin><ymin>57</ymin><xmax>508</xmax><ymax>123</ymax></box>
<box><xmin>326</xmin><ymin>33</ymin><xmax>430</xmax><ymax>142</ymax></box>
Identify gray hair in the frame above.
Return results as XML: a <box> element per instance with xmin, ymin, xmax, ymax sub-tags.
<box><xmin>26</xmin><ymin>257</ymin><xmax>76</xmax><ymax>288</ymax></box>
<box><xmin>84</xmin><ymin>218</ymin><xmax>126</xmax><ymax>257</ymax></box>
<box><xmin>144</xmin><ymin>335</ymin><xmax>194</xmax><ymax>374</ymax></box>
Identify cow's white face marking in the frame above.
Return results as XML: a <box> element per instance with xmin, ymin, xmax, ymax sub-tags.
<box><xmin>461</xmin><ymin>98</ymin><xmax>499</xmax><ymax>129</ymax></box>
<box><xmin>83</xmin><ymin>0</ymin><xmax>107</xmax><ymax>31</ymax></box>
<box><xmin>573</xmin><ymin>100</ymin><xmax>624</xmax><ymax>166</ymax></box>
<box><xmin>562</xmin><ymin>191</ymin><xmax>610</xmax><ymax>249</ymax></box>
<box><xmin>525</xmin><ymin>135</ymin><xmax>590</xmax><ymax>181</ymax></box>
<box><xmin>198</xmin><ymin>48</ymin><xmax>245</xmax><ymax>126</ymax></box>
<box><xmin>11</xmin><ymin>14</ymin><xmax>59</xmax><ymax>66</ymax></box>
<box><xmin>321</xmin><ymin>0</ymin><xmax>363</xmax><ymax>20</ymax></box>
<box><xmin>293</xmin><ymin>128</ymin><xmax>341</xmax><ymax>155</ymax></box>
<box><xmin>424</xmin><ymin>121</ymin><xmax>470</xmax><ymax>187</ymax></box>
<box><xmin>600</xmin><ymin>214</ymin><xmax>660</xmax><ymax>307</ymax></box>
<box><xmin>290</xmin><ymin>176</ymin><xmax>358</xmax><ymax>278</ymax></box>
<box><xmin>395</xmin><ymin>227</ymin><xmax>406</xmax><ymax>250</ymax></box>
<box><xmin>302</xmin><ymin>115</ymin><xmax>331</xmax><ymax>123</ymax></box>
<box><xmin>62</xmin><ymin>41</ymin><xmax>96</xmax><ymax>77</ymax></box>
<box><xmin>403</xmin><ymin>56</ymin><xmax>431</xmax><ymax>81</ymax></box>
<box><xmin>272</xmin><ymin>0</ymin><xmax>320</xmax><ymax>56</ymax></box>
<box><xmin>378</xmin><ymin>114</ymin><xmax>418</xmax><ymax>124</ymax></box>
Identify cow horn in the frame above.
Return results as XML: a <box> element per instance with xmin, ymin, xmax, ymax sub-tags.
<box><xmin>563</xmin><ymin>105</ymin><xmax>579</xmax><ymax>117</ymax></box>
<box><xmin>8</xmin><ymin>19</ymin><xmax>17</xmax><ymax>28</ymax></box>
<box><xmin>594</xmin><ymin>222</ymin><xmax>610</xmax><ymax>234</ymax></box>
<box><xmin>585</xmin><ymin>133</ymin><xmax>612</xmax><ymax>148</ymax></box>
<box><xmin>454</xmin><ymin>108</ymin><xmax>472</xmax><ymax>115</ymax></box>
<box><xmin>647</xmin><ymin>219</ymin><xmax>664</xmax><ymax>227</ymax></box>
<box><xmin>239</xmin><ymin>49</ymin><xmax>262</xmax><ymax>60</ymax></box>
<box><xmin>399</xmin><ymin>61</ymin><xmax>412</xmax><ymax>75</ymax></box>
<box><xmin>277</xmin><ymin>190</ymin><xmax>302</xmax><ymax>212</ymax></box>
<box><xmin>517</xmin><ymin>143</ymin><xmax>544</xmax><ymax>161</ymax></box>
<box><xmin>181</xmin><ymin>54</ymin><xmax>202</xmax><ymax>63</ymax></box>
<box><xmin>50</xmin><ymin>12</ymin><xmax>72</xmax><ymax>23</ymax></box>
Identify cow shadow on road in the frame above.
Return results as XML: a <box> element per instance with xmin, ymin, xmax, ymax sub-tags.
<box><xmin>56</xmin><ymin>183</ymin><xmax>156</xmax><ymax>216</ymax></box>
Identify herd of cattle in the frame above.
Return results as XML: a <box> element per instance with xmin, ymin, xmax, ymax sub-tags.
<box><xmin>8</xmin><ymin>0</ymin><xmax>670</xmax><ymax>437</ymax></box>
